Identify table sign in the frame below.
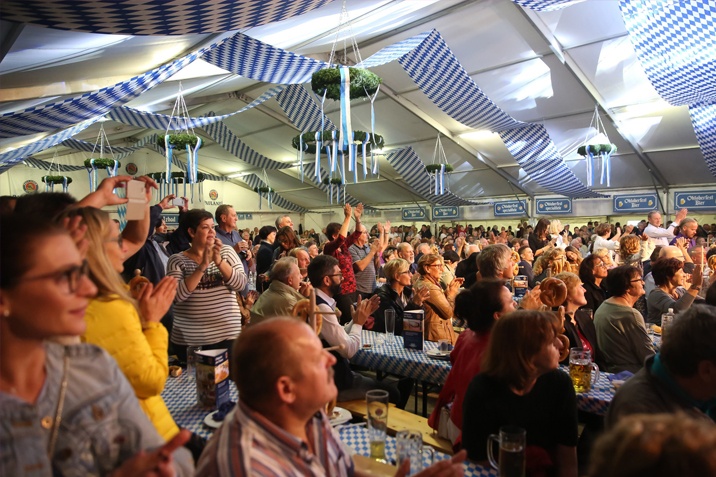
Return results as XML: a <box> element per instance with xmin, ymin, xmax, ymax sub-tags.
<box><xmin>403</xmin><ymin>310</ymin><xmax>424</xmax><ymax>350</ymax></box>
<box><xmin>493</xmin><ymin>200</ymin><xmax>526</xmax><ymax>217</ymax></box>
<box><xmin>535</xmin><ymin>198</ymin><xmax>572</xmax><ymax>215</ymax></box>
<box><xmin>432</xmin><ymin>206</ymin><xmax>460</xmax><ymax>220</ymax></box>
<box><xmin>612</xmin><ymin>193</ymin><xmax>657</xmax><ymax>212</ymax></box>
<box><xmin>402</xmin><ymin>207</ymin><xmax>427</xmax><ymax>221</ymax></box>
<box><xmin>674</xmin><ymin>190</ymin><xmax>716</xmax><ymax>210</ymax></box>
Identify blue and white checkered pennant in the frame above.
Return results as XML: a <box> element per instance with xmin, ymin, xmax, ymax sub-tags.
<box><xmin>619</xmin><ymin>0</ymin><xmax>716</xmax><ymax>106</ymax></box>
<box><xmin>202</xmin><ymin>116</ymin><xmax>290</xmax><ymax>171</ymax></box>
<box><xmin>690</xmin><ymin>102</ymin><xmax>716</xmax><ymax>177</ymax></box>
<box><xmin>0</xmin><ymin>33</ymin><xmax>235</xmax><ymax>138</ymax></box>
<box><xmin>512</xmin><ymin>0</ymin><xmax>585</xmax><ymax>12</ymax></box>
<box><xmin>1</xmin><ymin>0</ymin><xmax>335</xmax><ymax>36</ymax></box>
<box><xmin>501</xmin><ymin>125</ymin><xmax>605</xmax><ymax>198</ymax></box>
<box><xmin>241</xmin><ymin>174</ymin><xmax>307</xmax><ymax>213</ymax></box>
<box><xmin>0</xmin><ymin>117</ymin><xmax>102</xmax><ymax>174</ymax></box>
<box><xmin>107</xmin><ymin>87</ymin><xmax>284</xmax><ymax>130</ymax></box>
<box><xmin>387</xmin><ymin>147</ymin><xmax>476</xmax><ymax>206</ymax></box>
<box><xmin>276</xmin><ymin>84</ymin><xmax>336</xmax><ymax>133</ymax></box>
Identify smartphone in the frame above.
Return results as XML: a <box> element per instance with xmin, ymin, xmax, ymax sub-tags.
<box><xmin>172</xmin><ymin>197</ymin><xmax>185</xmax><ymax>207</ymax></box>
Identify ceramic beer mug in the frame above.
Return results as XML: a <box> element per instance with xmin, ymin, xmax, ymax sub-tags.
<box><xmin>487</xmin><ymin>426</ymin><xmax>526</xmax><ymax>477</ymax></box>
<box><xmin>396</xmin><ymin>429</ymin><xmax>435</xmax><ymax>475</ymax></box>
<box><xmin>569</xmin><ymin>348</ymin><xmax>600</xmax><ymax>393</ymax></box>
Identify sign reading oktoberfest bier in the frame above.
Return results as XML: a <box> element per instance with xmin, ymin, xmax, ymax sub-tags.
<box><xmin>674</xmin><ymin>190</ymin><xmax>716</xmax><ymax>210</ymax></box>
<box><xmin>613</xmin><ymin>193</ymin><xmax>657</xmax><ymax>212</ymax></box>
<box><xmin>402</xmin><ymin>207</ymin><xmax>427</xmax><ymax>221</ymax></box>
<box><xmin>432</xmin><ymin>206</ymin><xmax>460</xmax><ymax>220</ymax></box>
<box><xmin>494</xmin><ymin>200</ymin><xmax>527</xmax><ymax>217</ymax></box>
<box><xmin>536</xmin><ymin>198</ymin><xmax>572</xmax><ymax>215</ymax></box>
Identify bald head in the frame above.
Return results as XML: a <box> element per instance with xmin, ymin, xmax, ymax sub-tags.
<box><xmin>660</xmin><ymin>246</ymin><xmax>684</xmax><ymax>261</ymax></box>
<box><xmin>232</xmin><ymin>318</ymin><xmax>309</xmax><ymax>409</ymax></box>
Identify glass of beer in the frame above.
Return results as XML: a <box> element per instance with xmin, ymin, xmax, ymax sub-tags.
<box><xmin>569</xmin><ymin>348</ymin><xmax>600</xmax><ymax>393</ymax></box>
<box><xmin>396</xmin><ymin>429</ymin><xmax>434</xmax><ymax>475</ymax></box>
<box><xmin>366</xmin><ymin>389</ymin><xmax>389</xmax><ymax>463</ymax></box>
<box><xmin>487</xmin><ymin>426</ymin><xmax>526</xmax><ymax>477</ymax></box>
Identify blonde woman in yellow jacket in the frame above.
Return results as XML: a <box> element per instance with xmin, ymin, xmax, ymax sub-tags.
<box><xmin>65</xmin><ymin>185</ymin><xmax>181</xmax><ymax>442</ymax></box>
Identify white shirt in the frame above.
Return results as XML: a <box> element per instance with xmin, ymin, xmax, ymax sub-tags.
<box><xmin>315</xmin><ymin>289</ymin><xmax>363</xmax><ymax>359</ymax></box>
<box><xmin>644</xmin><ymin>223</ymin><xmax>677</xmax><ymax>247</ymax></box>
<box><xmin>593</xmin><ymin>236</ymin><xmax>619</xmax><ymax>261</ymax></box>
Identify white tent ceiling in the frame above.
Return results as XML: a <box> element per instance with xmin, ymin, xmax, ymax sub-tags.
<box><xmin>0</xmin><ymin>0</ymin><xmax>713</xmax><ymax>211</ymax></box>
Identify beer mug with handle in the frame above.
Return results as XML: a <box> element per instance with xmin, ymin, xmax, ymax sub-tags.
<box><xmin>569</xmin><ymin>348</ymin><xmax>600</xmax><ymax>393</ymax></box>
<box><xmin>487</xmin><ymin>426</ymin><xmax>526</xmax><ymax>477</ymax></box>
<box><xmin>396</xmin><ymin>429</ymin><xmax>434</xmax><ymax>475</ymax></box>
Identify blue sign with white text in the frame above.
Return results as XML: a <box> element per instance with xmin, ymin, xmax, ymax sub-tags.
<box><xmin>536</xmin><ymin>198</ymin><xmax>572</xmax><ymax>215</ymax></box>
<box><xmin>402</xmin><ymin>207</ymin><xmax>427</xmax><ymax>221</ymax></box>
<box><xmin>494</xmin><ymin>200</ymin><xmax>527</xmax><ymax>217</ymax></box>
<box><xmin>162</xmin><ymin>213</ymin><xmax>179</xmax><ymax>225</ymax></box>
<box><xmin>674</xmin><ymin>191</ymin><xmax>716</xmax><ymax>210</ymax></box>
<box><xmin>432</xmin><ymin>206</ymin><xmax>460</xmax><ymax>220</ymax></box>
<box><xmin>613</xmin><ymin>194</ymin><xmax>658</xmax><ymax>212</ymax></box>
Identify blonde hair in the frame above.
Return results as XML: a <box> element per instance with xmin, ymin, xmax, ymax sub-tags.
<box><xmin>554</xmin><ymin>272</ymin><xmax>580</xmax><ymax>307</ymax></box>
<box><xmin>619</xmin><ymin>235</ymin><xmax>641</xmax><ymax>258</ymax></box>
<box><xmin>547</xmin><ymin>219</ymin><xmax>562</xmax><ymax>236</ymax></box>
<box><xmin>63</xmin><ymin>207</ymin><xmax>136</xmax><ymax>307</ymax></box>
<box><xmin>384</xmin><ymin>258</ymin><xmax>410</xmax><ymax>283</ymax></box>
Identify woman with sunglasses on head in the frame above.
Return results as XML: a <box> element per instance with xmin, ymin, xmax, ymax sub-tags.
<box><xmin>415</xmin><ymin>254</ymin><xmax>462</xmax><ymax>344</ymax></box>
<box><xmin>0</xmin><ymin>215</ymin><xmax>192</xmax><ymax>476</ymax></box>
<box><xmin>462</xmin><ymin>310</ymin><xmax>578</xmax><ymax>477</ymax></box>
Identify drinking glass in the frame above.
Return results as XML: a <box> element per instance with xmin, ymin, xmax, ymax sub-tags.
<box><xmin>366</xmin><ymin>389</ymin><xmax>389</xmax><ymax>463</ymax></box>
<box><xmin>568</xmin><ymin>348</ymin><xmax>600</xmax><ymax>393</ymax></box>
<box><xmin>396</xmin><ymin>429</ymin><xmax>434</xmax><ymax>475</ymax></box>
<box><xmin>487</xmin><ymin>426</ymin><xmax>526</xmax><ymax>477</ymax></box>
<box><xmin>384</xmin><ymin>309</ymin><xmax>396</xmax><ymax>345</ymax></box>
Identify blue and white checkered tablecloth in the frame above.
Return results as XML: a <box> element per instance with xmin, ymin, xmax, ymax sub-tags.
<box><xmin>161</xmin><ymin>373</ymin><xmax>239</xmax><ymax>439</ymax></box>
<box><xmin>558</xmin><ymin>366</ymin><xmax>614</xmax><ymax>416</ymax></box>
<box><xmin>337</xmin><ymin>424</ymin><xmax>497</xmax><ymax>477</ymax></box>
<box><xmin>351</xmin><ymin>331</ymin><xmax>451</xmax><ymax>384</ymax></box>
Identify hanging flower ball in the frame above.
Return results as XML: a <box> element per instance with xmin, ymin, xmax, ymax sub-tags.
<box><xmin>84</xmin><ymin>158</ymin><xmax>120</xmax><ymax>169</ymax></box>
<box><xmin>425</xmin><ymin>164</ymin><xmax>454</xmax><ymax>173</ymax></box>
<box><xmin>254</xmin><ymin>186</ymin><xmax>273</xmax><ymax>194</ymax></box>
<box><xmin>157</xmin><ymin>134</ymin><xmax>200</xmax><ymax>149</ymax></box>
<box><xmin>322</xmin><ymin>178</ymin><xmax>343</xmax><ymax>185</ymax></box>
<box><xmin>292</xmin><ymin>130</ymin><xmax>384</xmax><ymax>154</ymax></box>
<box><xmin>41</xmin><ymin>175</ymin><xmax>73</xmax><ymax>185</ymax></box>
<box><xmin>311</xmin><ymin>67</ymin><xmax>382</xmax><ymax>101</ymax></box>
<box><xmin>147</xmin><ymin>171</ymin><xmax>206</xmax><ymax>182</ymax></box>
<box><xmin>577</xmin><ymin>144</ymin><xmax>617</xmax><ymax>156</ymax></box>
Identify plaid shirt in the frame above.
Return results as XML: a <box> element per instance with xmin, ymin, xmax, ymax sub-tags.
<box><xmin>323</xmin><ymin>230</ymin><xmax>361</xmax><ymax>295</ymax></box>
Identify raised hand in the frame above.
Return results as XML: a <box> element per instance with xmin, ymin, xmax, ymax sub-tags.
<box><xmin>108</xmin><ymin>429</ymin><xmax>190</xmax><ymax>477</ymax></box>
<box><xmin>138</xmin><ymin>276</ymin><xmax>177</xmax><ymax>323</ymax></box>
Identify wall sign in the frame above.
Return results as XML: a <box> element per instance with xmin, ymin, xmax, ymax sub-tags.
<box><xmin>22</xmin><ymin>180</ymin><xmax>39</xmax><ymax>194</ymax></box>
<box><xmin>162</xmin><ymin>213</ymin><xmax>179</xmax><ymax>225</ymax></box>
<box><xmin>432</xmin><ymin>206</ymin><xmax>460</xmax><ymax>220</ymax></box>
<box><xmin>494</xmin><ymin>200</ymin><xmax>527</xmax><ymax>217</ymax></box>
<box><xmin>536</xmin><ymin>198</ymin><xmax>572</xmax><ymax>215</ymax></box>
<box><xmin>674</xmin><ymin>190</ymin><xmax>716</xmax><ymax>210</ymax></box>
<box><xmin>613</xmin><ymin>193</ymin><xmax>657</xmax><ymax>213</ymax></box>
<box><xmin>402</xmin><ymin>207</ymin><xmax>427</xmax><ymax>221</ymax></box>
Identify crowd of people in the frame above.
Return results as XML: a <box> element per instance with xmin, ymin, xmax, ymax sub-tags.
<box><xmin>2</xmin><ymin>177</ymin><xmax>716</xmax><ymax>477</ymax></box>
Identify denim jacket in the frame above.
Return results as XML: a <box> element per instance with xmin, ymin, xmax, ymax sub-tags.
<box><xmin>0</xmin><ymin>342</ymin><xmax>193</xmax><ymax>477</ymax></box>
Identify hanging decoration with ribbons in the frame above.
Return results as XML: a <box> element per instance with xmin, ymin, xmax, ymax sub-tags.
<box><xmin>254</xmin><ymin>170</ymin><xmax>274</xmax><ymax>210</ymax></box>
<box><xmin>301</xmin><ymin>0</ymin><xmax>383</xmax><ymax>196</ymax></box>
<box><xmin>426</xmin><ymin>134</ymin><xmax>454</xmax><ymax>195</ymax></box>
<box><xmin>577</xmin><ymin>105</ymin><xmax>617</xmax><ymax>187</ymax></box>
<box><xmin>83</xmin><ymin>121</ymin><xmax>119</xmax><ymax>192</ymax></box>
<box><xmin>160</xmin><ymin>83</ymin><xmax>202</xmax><ymax>203</ymax></box>
<box><xmin>41</xmin><ymin>148</ymin><xmax>73</xmax><ymax>193</ymax></box>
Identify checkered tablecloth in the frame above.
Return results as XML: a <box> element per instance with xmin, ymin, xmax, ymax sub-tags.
<box><xmin>351</xmin><ymin>331</ymin><xmax>451</xmax><ymax>384</ymax></box>
<box><xmin>161</xmin><ymin>373</ymin><xmax>239</xmax><ymax>439</ymax></box>
<box><xmin>337</xmin><ymin>424</ymin><xmax>497</xmax><ymax>477</ymax></box>
<box><xmin>558</xmin><ymin>366</ymin><xmax>614</xmax><ymax>416</ymax></box>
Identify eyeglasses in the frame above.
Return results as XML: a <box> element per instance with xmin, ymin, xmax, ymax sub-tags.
<box><xmin>325</xmin><ymin>273</ymin><xmax>343</xmax><ymax>279</ymax></box>
<box><xmin>427</xmin><ymin>264</ymin><xmax>444</xmax><ymax>268</ymax></box>
<box><xmin>595</xmin><ymin>263</ymin><xmax>608</xmax><ymax>268</ymax></box>
<box><xmin>399</xmin><ymin>270</ymin><xmax>412</xmax><ymax>275</ymax></box>
<box><xmin>105</xmin><ymin>235</ymin><xmax>124</xmax><ymax>248</ymax></box>
<box><xmin>22</xmin><ymin>260</ymin><xmax>90</xmax><ymax>293</ymax></box>
<box><xmin>630</xmin><ymin>278</ymin><xmax>645</xmax><ymax>283</ymax></box>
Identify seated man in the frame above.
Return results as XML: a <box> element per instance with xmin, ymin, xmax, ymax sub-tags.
<box><xmin>308</xmin><ymin>255</ymin><xmax>409</xmax><ymax>406</ymax></box>
<box><xmin>196</xmin><ymin>317</ymin><xmax>466</xmax><ymax>477</ymax></box>
<box><xmin>606</xmin><ymin>304</ymin><xmax>716</xmax><ymax>427</ymax></box>
<box><xmin>250</xmin><ymin>257</ymin><xmax>312</xmax><ymax>325</ymax></box>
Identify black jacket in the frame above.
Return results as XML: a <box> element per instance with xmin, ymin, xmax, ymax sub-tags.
<box><xmin>372</xmin><ymin>283</ymin><xmax>422</xmax><ymax>334</ymax></box>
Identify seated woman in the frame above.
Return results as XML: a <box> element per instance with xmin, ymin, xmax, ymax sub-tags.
<box><xmin>69</xmin><ymin>206</ymin><xmax>182</xmax><ymax>444</ymax></box>
<box><xmin>554</xmin><ymin>272</ymin><xmax>603</xmax><ymax>369</ymax></box>
<box><xmin>594</xmin><ymin>265</ymin><xmax>655</xmax><ymax>373</ymax></box>
<box><xmin>428</xmin><ymin>280</ymin><xmax>516</xmax><ymax>445</ymax></box>
<box><xmin>167</xmin><ymin>209</ymin><xmax>247</xmax><ymax>363</ymax></box>
<box><xmin>646</xmin><ymin>258</ymin><xmax>703</xmax><ymax>325</ymax></box>
<box><xmin>564</xmin><ymin>246</ymin><xmax>582</xmax><ymax>274</ymax></box>
<box><xmin>414</xmin><ymin>254</ymin><xmax>461</xmax><ymax>344</ymax></box>
<box><xmin>272</xmin><ymin>225</ymin><xmax>301</xmax><ymax>262</ymax></box>
<box><xmin>579</xmin><ymin>254</ymin><xmax>608</xmax><ymax>313</ymax></box>
<box><xmin>0</xmin><ymin>215</ymin><xmax>192</xmax><ymax>476</ymax></box>
<box><xmin>372</xmin><ymin>258</ymin><xmax>428</xmax><ymax>333</ymax></box>
<box><xmin>462</xmin><ymin>310</ymin><xmax>578</xmax><ymax>477</ymax></box>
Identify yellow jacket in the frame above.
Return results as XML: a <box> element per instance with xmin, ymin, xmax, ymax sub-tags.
<box><xmin>83</xmin><ymin>295</ymin><xmax>179</xmax><ymax>441</ymax></box>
